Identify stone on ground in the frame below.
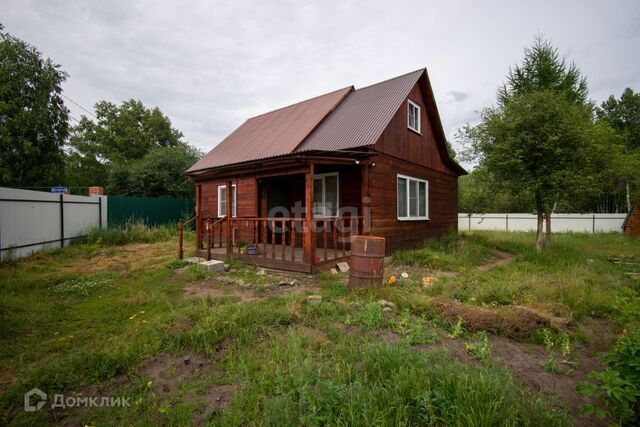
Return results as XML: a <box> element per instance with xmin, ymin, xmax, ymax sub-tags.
<box><xmin>337</xmin><ymin>262</ymin><xmax>350</xmax><ymax>272</ymax></box>
<box><xmin>199</xmin><ymin>259</ymin><xmax>225</xmax><ymax>272</ymax></box>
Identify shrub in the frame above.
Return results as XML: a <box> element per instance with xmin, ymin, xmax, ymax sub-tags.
<box><xmin>577</xmin><ymin>332</ymin><xmax>640</xmax><ymax>425</ymax></box>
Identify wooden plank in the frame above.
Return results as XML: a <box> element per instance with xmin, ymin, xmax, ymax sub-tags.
<box><xmin>291</xmin><ymin>219</ymin><xmax>296</xmax><ymax>261</ymax></box>
<box><xmin>271</xmin><ymin>220</ymin><xmax>276</xmax><ymax>259</ymax></box>
<box><xmin>303</xmin><ymin>164</ymin><xmax>315</xmax><ymax>264</ymax></box>
<box><xmin>195</xmin><ymin>184</ymin><xmax>202</xmax><ymax>250</ymax></box>
<box><xmin>323</xmin><ymin>219</ymin><xmax>328</xmax><ymax>261</ymax></box>
<box><xmin>262</xmin><ymin>220</ymin><xmax>267</xmax><ymax>257</ymax></box>
<box><xmin>281</xmin><ymin>219</ymin><xmax>286</xmax><ymax>261</ymax></box>
<box><xmin>333</xmin><ymin>219</ymin><xmax>338</xmax><ymax>260</ymax></box>
<box><xmin>226</xmin><ymin>180</ymin><xmax>233</xmax><ymax>255</ymax></box>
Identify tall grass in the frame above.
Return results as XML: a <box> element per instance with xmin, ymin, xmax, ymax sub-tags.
<box><xmin>77</xmin><ymin>220</ymin><xmax>176</xmax><ymax>246</ymax></box>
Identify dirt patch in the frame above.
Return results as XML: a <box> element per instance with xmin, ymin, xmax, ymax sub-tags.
<box><xmin>184</xmin><ymin>281</ymin><xmax>261</xmax><ymax>303</ymax></box>
<box><xmin>0</xmin><ymin>367</ymin><xmax>17</xmax><ymax>394</ymax></box>
<box><xmin>183</xmin><ymin>274</ymin><xmax>322</xmax><ymax>303</ymax></box>
<box><xmin>431</xmin><ymin>298</ymin><xmax>571</xmax><ymax>338</ymax></box>
<box><xmin>60</xmin><ymin>351</ymin><xmax>237</xmax><ymax>425</ymax></box>
<box><xmin>387</xmin><ymin>250</ymin><xmax>516</xmax><ymax>280</ymax></box>
<box><xmin>48</xmin><ymin>243</ymin><xmax>174</xmax><ymax>279</ymax></box>
<box><xmin>419</xmin><ymin>335</ymin><xmax>605</xmax><ymax>426</ymax></box>
<box><xmin>578</xmin><ymin>317</ymin><xmax>617</xmax><ymax>352</ymax></box>
<box><xmin>476</xmin><ymin>250</ymin><xmax>516</xmax><ymax>271</ymax></box>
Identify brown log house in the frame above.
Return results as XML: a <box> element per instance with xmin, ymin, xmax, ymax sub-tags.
<box><xmin>185</xmin><ymin>69</ymin><xmax>467</xmax><ymax>272</ymax></box>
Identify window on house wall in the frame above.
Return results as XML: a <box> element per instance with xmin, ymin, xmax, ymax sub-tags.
<box><xmin>407</xmin><ymin>100</ymin><xmax>421</xmax><ymax>133</ymax></box>
<box><xmin>313</xmin><ymin>173</ymin><xmax>339</xmax><ymax>217</ymax></box>
<box><xmin>217</xmin><ymin>185</ymin><xmax>237</xmax><ymax>217</ymax></box>
<box><xmin>397</xmin><ymin>174</ymin><xmax>428</xmax><ymax>220</ymax></box>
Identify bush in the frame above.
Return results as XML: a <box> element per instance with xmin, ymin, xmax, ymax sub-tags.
<box><xmin>577</xmin><ymin>332</ymin><xmax>640</xmax><ymax>425</ymax></box>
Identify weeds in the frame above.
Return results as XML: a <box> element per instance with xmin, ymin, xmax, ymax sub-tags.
<box><xmin>465</xmin><ymin>331</ymin><xmax>491</xmax><ymax>362</ymax></box>
<box><xmin>578</xmin><ymin>332</ymin><xmax>640</xmax><ymax>425</ymax></box>
<box><xmin>448</xmin><ymin>316</ymin><xmax>465</xmax><ymax>339</ymax></box>
<box><xmin>344</xmin><ymin>302</ymin><xmax>386</xmax><ymax>329</ymax></box>
<box><xmin>54</xmin><ymin>275</ymin><xmax>115</xmax><ymax>297</ymax></box>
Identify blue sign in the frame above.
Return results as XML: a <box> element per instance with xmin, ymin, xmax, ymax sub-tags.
<box><xmin>51</xmin><ymin>186</ymin><xmax>68</xmax><ymax>194</ymax></box>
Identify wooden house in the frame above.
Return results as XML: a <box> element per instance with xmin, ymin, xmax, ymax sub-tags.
<box><xmin>184</xmin><ymin>69</ymin><xmax>466</xmax><ymax>272</ymax></box>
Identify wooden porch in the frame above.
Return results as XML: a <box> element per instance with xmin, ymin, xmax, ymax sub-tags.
<box><xmin>193</xmin><ymin>216</ymin><xmax>365</xmax><ymax>273</ymax></box>
<box><xmin>179</xmin><ymin>160</ymin><xmax>371</xmax><ymax>273</ymax></box>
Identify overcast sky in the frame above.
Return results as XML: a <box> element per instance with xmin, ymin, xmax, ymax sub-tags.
<box><xmin>4</xmin><ymin>0</ymin><xmax>640</xmax><ymax>166</ymax></box>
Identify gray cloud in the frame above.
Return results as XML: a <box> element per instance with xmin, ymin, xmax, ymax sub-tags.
<box><xmin>3</xmin><ymin>0</ymin><xmax>640</xmax><ymax>172</ymax></box>
<box><xmin>447</xmin><ymin>90</ymin><xmax>472</xmax><ymax>103</ymax></box>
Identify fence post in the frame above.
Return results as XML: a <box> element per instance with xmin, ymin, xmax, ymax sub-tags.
<box><xmin>506</xmin><ymin>214</ymin><xmax>509</xmax><ymax>231</ymax></box>
<box><xmin>59</xmin><ymin>194</ymin><xmax>64</xmax><ymax>248</ymax></box>
<box><xmin>178</xmin><ymin>218</ymin><xmax>184</xmax><ymax>259</ymax></box>
<box><xmin>592</xmin><ymin>214</ymin><xmax>596</xmax><ymax>233</ymax></box>
<box><xmin>468</xmin><ymin>213</ymin><xmax>471</xmax><ymax>231</ymax></box>
<box><xmin>98</xmin><ymin>196</ymin><xmax>103</xmax><ymax>230</ymax></box>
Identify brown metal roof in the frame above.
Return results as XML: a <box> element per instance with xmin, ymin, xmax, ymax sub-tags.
<box><xmin>296</xmin><ymin>69</ymin><xmax>423</xmax><ymax>152</ymax></box>
<box><xmin>186</xmin><ymin>86</ymin><xmax>353</xmax><ymax>173</ymax></box>
<box><xmin>188</xmin><ymin>68</ymin><xmax>466</xmax><ymax>176</ymax></box>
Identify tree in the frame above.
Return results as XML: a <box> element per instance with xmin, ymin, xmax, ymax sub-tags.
<box><xmin>464</xmin><ymin>91</ymin><xmax>601</xmax><ymax>251</ymax></box>
<box><xmin>596</xmin><ymin>88</ymin><xmax>640</xmax><ymax>211</ymax></box>
<box><xmin>0</xmin><ymin>24</ymin><xmax>69</xmax><ymax>186</ymax></box>
<box><xmin>106</xmin><ymin>145</ymin><xmax>201</xmax><ymax>198</ymax></box>
<box><xmin>461</xmin><ymin>36</ymin><xmax>607</xmax><ymax>251</ymax></box>
<box><xmin>66</xmin><ymin>99</ymin><xmax>185</xmax><ymax>187</ymax></box>
<box><xmin>458</xmin><ymin>166</ymin><xmax>534</xmax><ymax>213</ymax></box>
<box><xmin>498</xmin><ymin>35</ymin><xmax>588</xmax><ymax>108</ymax></box>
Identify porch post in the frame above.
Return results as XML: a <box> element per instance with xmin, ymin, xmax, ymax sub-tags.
<box><xmin>226</xmin><ymin>180</ymin><xmax>233</xmax><ymax>255</ymax></box>
<box><xmin>303</xmin><ymin>163</ymin><xmax>315</xmax><ymax>265</ymax></box>
<box><xmin>195</xmin><ymin>184</ymin><xmax>202</xmax><ymax>250</ymax></box>
<box><xmin>361</xmin><ymin>162</ymin><xmax>370</xmax><ymax>236</ymax></box>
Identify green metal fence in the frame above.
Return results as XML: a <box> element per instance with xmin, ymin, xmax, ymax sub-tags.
<box><xmin>107</xmin><ymin>195</ymin><xmax>195</xmax><ymax>227</ymax></box>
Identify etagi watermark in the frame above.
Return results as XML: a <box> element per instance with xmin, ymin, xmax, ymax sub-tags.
<box><xmin>24</xmin><ymin>387</ymin><xmax>130</xmax><ymax>412</ymax></box>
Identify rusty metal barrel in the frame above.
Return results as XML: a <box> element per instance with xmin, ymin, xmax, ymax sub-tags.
<box><xmin>348</xmin><ymin>235</ymin><xmax>386</xmax><ymax>289</ymax></box>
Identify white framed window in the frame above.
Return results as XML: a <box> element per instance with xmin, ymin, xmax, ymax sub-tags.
<box><xmin>313</xmin><ymin>172</ymin><xmax>339</xmax><ymax>217</ymax></box>
<box><xmin>397</xmin><ymin>174</ymin><xmax>428</xmax><ymax>220</ymax></box>
<box><xmin>407</xmin><ymin>99</ymin><xmax>421</xmax><ymax>134</ymax></box>
<box><xmin>217</xmin><ymin>184</ymin><xmax>237</xmax><ymax>217</ymax></box>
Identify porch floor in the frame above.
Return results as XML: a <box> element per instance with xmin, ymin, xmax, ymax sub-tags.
<box><xmin>197</xmin><ymin>245</ymin><xmax>350</xmax><ymax>273</ymax></box>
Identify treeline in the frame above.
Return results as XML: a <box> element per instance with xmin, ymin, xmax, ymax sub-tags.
<box><xmin>0</xmin><ymin>24</ymin><xmax>200</xmax><ymax>198</ymax></box>
<box><xmin>458</xmin><ymin>37</ymin><xmax>639</xmax><ymax>215</ymax></box>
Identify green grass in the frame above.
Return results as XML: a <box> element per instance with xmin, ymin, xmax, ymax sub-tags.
<box><xmin>422</xmin><ymin>232</ymin><xmax>640</xmax><ymax>325</ymax></box>
<box><xmin>390</xmin><ymin>233</ymin><xmax>502</xmax><ymax>271</ymax></box>
<box><xmin>1</xmin><ymin>230</ymin><xmax>638</xmax><ymax>425</ymax></box>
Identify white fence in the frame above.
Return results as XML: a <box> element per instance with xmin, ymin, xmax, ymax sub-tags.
<box><xmin>458</xmin><ymin>213</ymin><xmax>627</xmax><ymax>233</ymax></box>
<box><xmin>0</xmin><ymin>187</ymin><xmax>107</xmax><ymax>261</ymax></box>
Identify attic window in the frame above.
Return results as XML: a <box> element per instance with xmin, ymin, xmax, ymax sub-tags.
<box><xmin>407</xmin><ymin>100</ymin><xmax>421</xmax><ymax>133</ymax></box>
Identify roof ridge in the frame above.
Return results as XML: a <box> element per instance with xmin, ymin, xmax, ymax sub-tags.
<box><xmin>247</xmin><ymin>86</ymin><xmax>354</xmax><ymax>120</ymax></box>
<box><xmin>354</xmin><ymin>68</ymin><xmax>425</xmax><ymax>92</ymax></box>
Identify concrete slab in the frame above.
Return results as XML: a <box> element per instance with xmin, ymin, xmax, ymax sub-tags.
<box><xmin>185</xmin><ymin>257</ymin><xmax>206</xmax><ymax>264</ymax></box>
<box><xmin>337</xmin><ymin>262</ymin><xmax>350</xmax><ymax>272</ymax></box>
<box><xmin>199</xmin><ymin>259</ymin><xmax>226</xmax><ymax>272</ymax></box>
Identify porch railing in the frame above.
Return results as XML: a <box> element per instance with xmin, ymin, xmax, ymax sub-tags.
<box><xmin>191</xmin><ymin>215</ymin><xmax>364</xmax><ymax>265</ymax></box>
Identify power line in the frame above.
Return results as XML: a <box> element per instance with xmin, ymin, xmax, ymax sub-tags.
<box><xmin>62</xmin><ymin>94</ymin><xmax>97</xmax><ymax>119</ymax></box>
